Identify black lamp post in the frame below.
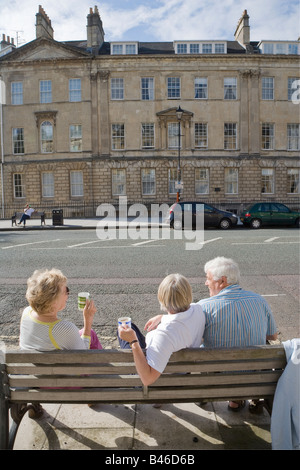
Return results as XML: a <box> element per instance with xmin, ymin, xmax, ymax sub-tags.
<box><xmin>176</xmin><ymin>106</ymin><xmax>183</xmax><ymax>202</ymax></box>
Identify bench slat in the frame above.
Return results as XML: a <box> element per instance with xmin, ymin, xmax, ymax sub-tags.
<box><xmin>9</xmin><ymin>369</ymin><xmax>283</xmax><ymax>388</ymax></box>
<box><xmin>10</xmin><ymin>383</ymin><xmax>278</xmax><ymax>403</ymax></box>
<box><xmin>5</xmin><ymin>345</ymin><xmax>285</xmax><ymax>364</ymax></box>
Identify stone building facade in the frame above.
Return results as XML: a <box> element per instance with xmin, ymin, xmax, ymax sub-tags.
<box><xmin>0</xmin><ymin>6</ymin><xmax>299</xmax><ymax>217</ymax></box>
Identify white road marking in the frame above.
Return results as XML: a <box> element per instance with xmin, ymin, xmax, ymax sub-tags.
<box><xmin>2</xmin><ymin>239</ymin><xmax>60</xmax><ymax>250</ymax></box>
<box><xmin>132</xmin><ymin>239</ymin><xmax>158</xmax><ymax>246</ymax></box>
<box><xmin>200</xmin><ymin>237</ymin><xmax>223</xmax><ymax>245</ymax></box>
<box><xmin>68</xmin><ymin>239</ymin><xmax>112</xmax><ymax>248</ymax></box>
<box><xmin>264</xmin><ymin>237</ymin><xmax>280</xmax><ymax>243</ymax></box>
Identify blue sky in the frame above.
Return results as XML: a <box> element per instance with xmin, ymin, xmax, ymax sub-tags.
<box><xmin>0</xmin><ymin>0</ymin><xmax>299</xmax><ymax>46</ymax></box>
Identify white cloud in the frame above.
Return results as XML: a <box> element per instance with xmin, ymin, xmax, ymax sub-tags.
<box><xmin>0</xmin><ymin>0</ymin><xmax>299</xmax><ymax>46</ymax></box>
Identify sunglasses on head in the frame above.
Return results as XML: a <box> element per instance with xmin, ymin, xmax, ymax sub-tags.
<box><xmin>66</xmin><ymin>286</ymin><xmax>70</xmax><ymax>295</ymax></box>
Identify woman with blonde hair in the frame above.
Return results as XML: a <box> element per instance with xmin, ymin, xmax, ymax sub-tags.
<box><xmin>118</xmin><ymin>274</ymin><xmax>205</xmax><ymax>386</ymax></box>
<box><xmin>20</xmin><ymin>268</ymin><xmax>102</xmax><ymax>350</ymax></box>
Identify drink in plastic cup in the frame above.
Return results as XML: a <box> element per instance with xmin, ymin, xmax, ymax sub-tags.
<box><xmin>78</xmin><ymin>292</ymin><xmax>90</xmax><ymax>310</ymax></box>
<box><xmin>118</xmin><ymin>316</ymin><xmax>131</xmax><ymax>328</ymax></box>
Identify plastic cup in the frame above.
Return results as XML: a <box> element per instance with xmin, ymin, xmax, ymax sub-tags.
<box><xmin>78</xmin><ymin>292</ymin><xmax>90</xmax><ymax>310</ymax></box>
<box><xmin>118</xmin><ymin>316</ymin><xmax>131</xmax><ymax>328</ymax></box>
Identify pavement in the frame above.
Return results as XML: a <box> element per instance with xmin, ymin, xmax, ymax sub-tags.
<box><xmin>3</xmin><ymin>216</ymin><xmax>273</xmax><ymax>451</ymax></box>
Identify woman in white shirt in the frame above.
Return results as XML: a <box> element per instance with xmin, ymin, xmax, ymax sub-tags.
<box><xmin>118</xmin><ymin>274</ymin><xmax>205</xmax><ymax>386</ymax></box>
<box><xmin>19</xmin><ymin>268</ymin><xmax>102</xmax><ymax>350</ymax></box>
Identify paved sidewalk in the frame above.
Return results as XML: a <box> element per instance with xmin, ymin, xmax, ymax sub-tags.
<box><xmin>12</xmin><ymin>400</ymin><xmax>272</xmax><ymax>450</ymax></box>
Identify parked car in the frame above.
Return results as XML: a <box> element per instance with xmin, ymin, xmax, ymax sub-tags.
<box><xmin>240</xmin><ymin>202</ymin><xmax>300</xmax><ymax>228</ymax></box>
<box><xmin>168</xmin><ymin>202</ymin><xmax>238</xmax><ymax>230</ymax></box>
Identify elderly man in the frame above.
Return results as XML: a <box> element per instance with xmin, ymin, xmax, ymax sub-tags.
<box><xmin>199</xmin><ymin>256</ymin><xmax>278</xmax><ymax>410</ymax></box>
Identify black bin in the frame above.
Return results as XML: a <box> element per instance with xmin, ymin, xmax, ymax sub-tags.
<box><xmin>52</xmin><ymin>209</ymin><xmax>63</xmax><ymax>226</ymax></box>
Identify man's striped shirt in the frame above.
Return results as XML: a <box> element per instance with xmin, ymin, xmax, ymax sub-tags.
<box><xmin>199</xmin><ymin>284</ymin><xmax>277</xmax><ymax>348</ymax></box>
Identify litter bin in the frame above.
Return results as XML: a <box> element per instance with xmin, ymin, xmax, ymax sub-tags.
<box><xmin>52</xmin><ymin>209</ymin><xmax>63</xmax><ymax>226</ymax></box>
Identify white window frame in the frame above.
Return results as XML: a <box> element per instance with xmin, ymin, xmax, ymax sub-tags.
<box><xmin>70</xmin><ymin>125</ymin><xmax>82</xmax><ymax>152</ymax></box>
<box><xmin>224</xmin><ymin>123</ymin><xmax>237</xmax><ymax>150</ymax></box>
<box><xmin>195</xmin><ymin>123</ymin><xmax>208</xmax><ymax>148</ymax></box>
<box><xmin>167</xmin><ymin>77</ymin><xmax>180</xmax><ymax>99</ymax></box>
<box><xmin>194</xmin><ymin>78</ymin><xmax>207</xmax><ymax>99</ymax></box>
<box><xmin>225</xmin><ymin>168</ymin><xmax>238</xmax><ymax>194</ymax></box>
<box><xmin>40</xmin><ymin>121</ymin><xmax>53</xmax><ymax>153</ymax></box>
<box><xmin>261</xmin><ymin>168</ymin><xmax>274</xmax><ymax>194</ymax></box>
<box><xmin>70</xmin><ymin>171</ymin><xmax>83</xmax><ymax>197</ymax></box>
<box><xmin>112</xmin><ymin>123</ymin><xmax>125</xmax><ymax>150</ymax></box>
<box><xmin>287</xmin><ymin>169</ymin><xmax>299</xmax><ymax>194</ymax></box>
<box><xmin>287</xmin><ymin>124</ymin><xmax>300</xmax><ymax>150</ymax></box>
<box><xmin>40</xmin><ymin>80</ymin><xmax>52</xmax><ymax>103</ymax></box>
<box><xmin>262</xmin><ymin>77</ymin><xmax>274</xmax><ymax>100</ymax></box>
<box><xmin>11</xmin><ymin>81</ymin><xmax>23</xmax><ymax>105</ymax></box>
<box><xmin>13</xmin><ymin>173</ymin><xmax>25</xmax><ymax>198</ymax></box>
<box><xmin>262</xmin><ymin>123</ymin><xmax>275</xmax><ymax>150</ymax></box>
<box><xmin>112</xmin><ymin>169</ymin><xmax>126</xmax><ymax>196</ymax></box>
<box><xmin>69</xmin><ymin>79</ymin><xmax>81</xmax><ymax>102</ymax></box>
<box><xmin>12</xmin><ymin>127</ymin><xmax>24</xmax><ymax>154</ymax></box>
<box><xmin>141</xmin><ymin>77</ymin><xmax>154</xmax><ymax>100</ymax></box>
<box><xmin>141</xmin><ymin>123</ymin><xmax>155</xmax><ymax>149</ymax></box>
<box><xmin>168</xmin><ymin>123</ymin><xmax>180</xmax><ymax>149</ymax></box>
<box><xmin>111</xmin><ymin>78</ymin><xmax>124</xmax><ymax>100</ymax></box>
<box><xmin>141</xmin><ymin>169</ymin><xmax>156</xmax><ymax>195</ymax></box>
<box><xmin>42</xmin><ymin>172</ymin><xmax>54</xmax><ymax>198</ymax></box>
<box><xmin>224</xmin><ymin>78</ymin><xmax>237</xmax><ymax>100</ymax></box>
<box><xmin>195</xmin><ymin>168</ymin><xmax>209</xmax><ymax>194</ymax></box>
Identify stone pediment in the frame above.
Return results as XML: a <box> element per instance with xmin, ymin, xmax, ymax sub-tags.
<box><xmin>156</xmin><ymin>107</ymin><xmax>193</xmax><ymax>124</ymax></box>
<box><xmin>0</xmin><ymin>37</ymin><xmax>89</xmax><ymax>62</ymax></box>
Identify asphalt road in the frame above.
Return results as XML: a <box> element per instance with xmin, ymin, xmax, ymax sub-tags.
<box><xmin>0</xmin><ymin>226</ymin><xmax>299</xmax><ymax>348</ymax></box>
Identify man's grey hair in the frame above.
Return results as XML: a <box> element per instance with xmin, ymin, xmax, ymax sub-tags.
<box><xmin>204</xmin><ymin>257</ymin><xmax>240</xmax><ymax>285</ymax></box>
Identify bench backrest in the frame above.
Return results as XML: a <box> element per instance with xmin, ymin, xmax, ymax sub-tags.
<box><xmin>2</xmin><ymin>345</ymin><xmax>286</xmax><ymax>404</ymax></box>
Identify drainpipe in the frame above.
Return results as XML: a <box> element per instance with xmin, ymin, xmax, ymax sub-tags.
<box><xmin>0</xmin><ymin>78</ymin><xmax>5</xmax><ymax>219</ymax></box>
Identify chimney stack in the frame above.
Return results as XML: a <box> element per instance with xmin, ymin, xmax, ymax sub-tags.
<box><xmin>36</xmin><ymin>5</ymin><xmax>54</xmax><ymax>39</ymax></box>
<box><xmin>87</xmin><ymin>5</ymin><xmax>104</xmax><ymax>52</ymax></box>
<box><xmin>234</xmin><ymin>10</ymin><xmax>250</xmax><ymax>47</ymax></box>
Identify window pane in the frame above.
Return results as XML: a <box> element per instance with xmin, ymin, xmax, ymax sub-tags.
<box><xmin>167</xmin><ymin>77</ymin><xmax>180</xmax><ymax>98</ymax></box>
<box><xmin>70</xmin><ymin>171</ymin><xmax>83</xmax><ymax>196</ymax></box>
<box><xmin>141</xmin><ymin>123</ymin><xmax>154</xmax><ymax>148</ymax></box>
<box><xmin>111</xmin><ymin>78</ymin><xmax>124</xmax><ymax>99</ymax></box>
<box><xmin>224</xmin><ymin>123</ymin><xmax>237</xmax><ymax>149</ymax></box>
<box><xmin>40</xmin><ymin>80</ymin><xmax>52</xmax><ymax>103</ymax></box>
<box><xmin>11</xmin><ymin>82</ymin><xmax>23</xmax><ymax>105</ymax></box>
<box><xmin>195</xmin><ymin>168</ymin><xmax>209</xmax><ymax>194</ymax></box>
<box><xmin>195</xmin><ymin>123</ymin><xmax>207</xmax><ymax>148</ymax></box>
<box><xmin>141</xmin><ymin>77</ymin><xmax>154</xmax><ymax>100</ymax></box>
<box><xmin>168</xmin><ymin>123</ymin><xmax>180</xmax><ymax>148</ymax></box>
<box><xmin>112</xmin><ymin>169</ymin><xmax>126</xmax><ymax>195</ymax></box>
<box><xmin>112</xmin><ymin>124</ymin><xmax>125</xmax><ymax>149</ymax></box>
<box><xmin>261</xmin><ymin>168</ymin><xmax>274</xmax><ymax>193</ymax></box>
<box><xmin>195</xmin><ymin>78</ymin><xmax>207</xmax><ymax>99</ymax></box>
<box><xmin>142</xmin><ymin>169</ymin><xmax>155</xmax><ymax>195</ymax></box>
<box><xmin>42</xmin><ymin>172</ymin><xmax>54</xmax><ymax>197</ymax></box>
<box><xmin>41</xmin><ymin>121</ymin><xmax>53</xmax><ymax>153</ymax></box>
<box><xmin>225</xmin><ymin>168</ymin><xmax>238</xmax><ymax>194</ymax></box>
<box><xmin>69</xmin><ymin>79</ymin><xmax>81</xmax><ymax>102</ymax></box>
<box><xmin>262</xmin><ymin>123</ymin><xmax>274</xmax><ymax>149</ymax></box>
<box><xmin>224</xmin><ymin>78</ymin><xmax>237</xmax><ymax>99</ymax></box>
<box><xmin>169</xmin><ymin>168</ymin><xmax>177</xmax><ymax>194</ymax></box>
<box><xmin>262</xmin><ymin>77</ymin><xmax>274</xmax><ymax>100</ymax></box>
<box><xmin>287</xmin><ymin>169</ymin><xmax>299</xmax><ymax>193</ymax></box>
<box><xmin>70</xmin><ymin>125</ymin><xmax>82</xmax><ymax>151</ymax></box>
<box><xmin>287</xmin><ymin>124</ymin><xmax>300</xmax><ymax>150</ymax></box>
<box><xmin>12</xmin><ymin>128</ymin><xmax>24</xmax><ymax>154</ymax></box>
<box><xmin>13</xmin><ymin>173</ymin><xmax>25</xmax><ymax>198</ymax></box>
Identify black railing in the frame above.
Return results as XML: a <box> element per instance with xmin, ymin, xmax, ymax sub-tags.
<box><xmin>1</xmin><ymin>197</ymin><xmax>299</xmax><ymax>219</ymax></box>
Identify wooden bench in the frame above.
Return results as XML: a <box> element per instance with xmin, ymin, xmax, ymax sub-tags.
<box><xmin>0</xmin><ymin>345</ymin><xmax>286</xmax><ymax>450</ymax></box>
<box><xmin>11</xmin><ymin>211</ymin><xmax>45</xmax><ymax>227</ymax></box>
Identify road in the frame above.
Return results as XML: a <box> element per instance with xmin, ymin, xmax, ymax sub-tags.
<box><xmin>0</xmin><ymin>226</ymin><xmax>299</xmax><ymax>348</ymax></box>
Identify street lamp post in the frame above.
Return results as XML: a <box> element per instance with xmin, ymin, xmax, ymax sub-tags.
<box><xmin>176</xmin><ymin>106</ymin><xmax>183</xmax><ymax>202</ymax></box>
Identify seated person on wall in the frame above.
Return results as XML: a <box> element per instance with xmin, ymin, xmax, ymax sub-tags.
<box><xmin>118</xmin><ymin>273</ymin><xmax>205</xmax><ymax>386</ymax></box>
<box><xmin>19</xmin><ymin>268</ymin><xmax>103</xmax><ymax>351</ymax></box>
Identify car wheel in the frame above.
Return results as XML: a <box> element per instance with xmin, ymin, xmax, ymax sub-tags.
<box><xmin>173</xmin><ymin>219</ymin><xmax>183</xmax><ymax>230</ymax></box>
<box><xmin>219</xmin><ymin>218</ymin><xmax>231</xmax><ymax>230</ymax></box>
<box><xmin>295</xmin><ymin>218</ymin><xmax>300</xmax><ymax>228</ymax></box>
<box><xmin>250</xmin><ymin>218</ymin><xmax>262</xmax><ymax>229</ymax></box>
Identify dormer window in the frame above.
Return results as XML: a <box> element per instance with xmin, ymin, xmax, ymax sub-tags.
<box><xmin>111</xmin><ymin>42</ymin><xmax>138</xmax><ymax>55</ymax></box>
<box><xmin>174</xmin><ymin>41</ymin><xmax>226</xmax><ymax>54</ymax></box>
